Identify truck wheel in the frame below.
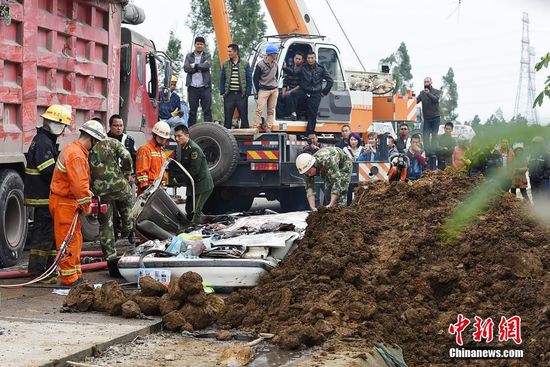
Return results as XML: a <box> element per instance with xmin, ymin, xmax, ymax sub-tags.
<box><xmin>203</xmin><ymin>188</ymin><xmax>254</xmax><ymax>214</ymax></box>
<box><xmin>81</xmin><ymin>214</ymin><xmax>99</xmax><ymax>243</ymax></box>
<box><xmin>279</xmin><ymin>187</ymin><xmax>309</xmax><ymax>212</ymax></box>
<box><xmin>189</xmin><ymin>122</ymin><xmax>239</xmax><ymax>185</ymax></box>
<box><xmin>0</xmin><ymin>170</ymin><xmax>27</xmax><ymax>267</ymax></box>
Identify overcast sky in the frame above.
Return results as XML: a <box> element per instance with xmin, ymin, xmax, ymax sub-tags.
<box><xmin>128</xmin><ymin>0</ymin><xmax>550</xmax><ymax>124</ymax></box>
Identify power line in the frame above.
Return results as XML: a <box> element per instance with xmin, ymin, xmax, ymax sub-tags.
<box><xmin>324</xmin><ymin>0</ymin><xmax>366</xmax><ymax>72</ymax></box>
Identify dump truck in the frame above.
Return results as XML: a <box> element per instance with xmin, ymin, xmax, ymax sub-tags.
<box><xmin>0</xmin><ymin>0</ymin><xmax>170</xmax><ymax>267</ymax></box>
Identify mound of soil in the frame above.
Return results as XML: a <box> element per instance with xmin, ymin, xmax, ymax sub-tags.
<box><xmin>218</xmin><ymin>170</ymin><xmax>550</xmax><ymax>366</ymax></box>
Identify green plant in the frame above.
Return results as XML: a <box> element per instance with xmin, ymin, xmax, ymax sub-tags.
<box><xmin>533</xmin><ymin>52</ymin><xmax>550</xmax><ymax>107</ymax></box>
<box><xmin>0</xmin><ymin>4</ymin><xmax>11</xmax><ymax>26</ymax></box>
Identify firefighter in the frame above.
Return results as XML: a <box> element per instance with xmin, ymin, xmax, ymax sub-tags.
<box><xmin>89</xmin><ymin>135</ymin><xmax>134</xmax><ymax>259</ymax></box>
<box><xmin>50</xmin><ymin>119</ymin><xmax>106</xmax><ymax>286</ymax></box>
<box><xmin>296</xmin><ymin>147</ymin><xmax>353</xmax><ymax>211</ymax></box>
<box><xmin>136</xmin><ymin>121</ymin><xmax>170</xmax><ymax>194</ymax></box>
<box><xmin>171</xmin><ymin>125</ymin><xmax>214</xmax><ymax>224</ymax></box>
<box><xmin>25</xmin><ymin>104</ymin><xmax>71</xmax><ymax>282</ymax></box>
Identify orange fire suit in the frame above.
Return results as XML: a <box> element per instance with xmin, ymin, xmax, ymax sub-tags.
<box><xmin>49</xmin><ymin>140</ymin><xmax>92</xmax><ymax>285</ymax></box>
<box><xmin>136</xmin><ymin>139</ymin><xmax>167</xmax><ymax>194</ymax></box>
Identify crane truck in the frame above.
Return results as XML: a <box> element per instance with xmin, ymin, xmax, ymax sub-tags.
<box><xmin>186</xmin><ymin>0</ymin><xmax>417</xmax><ymax>213</ymax></box>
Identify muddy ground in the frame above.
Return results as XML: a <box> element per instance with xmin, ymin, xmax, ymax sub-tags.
<box><xmin>218</xmin><ymin>170</ymin><xmax>550</xmax><ymax>366</ymax></box>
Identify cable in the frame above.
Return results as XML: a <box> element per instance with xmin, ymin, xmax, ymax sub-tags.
<box><xmin>324</xmin><ymin>0</ymin><xmax>366</xmax><ymax>72</ymax></box>
<box><xmin>0</xmin><ymin>211</ymin><xmax>80</xmax><ymax>288</ymax></box>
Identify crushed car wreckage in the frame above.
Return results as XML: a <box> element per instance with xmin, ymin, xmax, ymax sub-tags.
<box><xmin>118</xmin><ymin>159</ymin><xmax>308</xmax><ymax>289</ymax></box>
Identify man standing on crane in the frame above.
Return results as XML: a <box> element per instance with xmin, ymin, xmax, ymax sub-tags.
<box><xmin>25</xmin><ymin>104</ymin><xmax>71</xmax><ymax>283</ymax></box>
<box><xmin>220</xmin><ymin>44</ymin><xmax>252</xmax><ymax>129</ymax></box>
<box><xmin>295</xmin><ymin>146</ymin><xmax>352</xmax><ymax>210</ymax></box>
<box><xmin>136</xmin><ymin>121</ymin><xmax>170</xmax><ymax>194</ymax></box>
<box><xmin>50</xmin><ymin>119</ymin><xmax>106</xmax><ymax>286</ymax></box>
<box><xmin>253</xmin><ymin>44</ymin><xmax>279</xmax><ymax>133</ymax></box>
<box><xmin>184</xmin><ymin>36</ymin><xmax>212</xmax><ymax>126</ymax></box>
<box><xmin>284</xmin><ymin>51</ymin><xmax>333</xmax><ymax>135</ymax></box>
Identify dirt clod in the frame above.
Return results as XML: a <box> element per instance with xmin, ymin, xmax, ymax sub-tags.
<box><xmin>132</xmin><ymin>295</ymin><xmax>160</xmax><ymax>316</ymax></box>
<box><xmin>162</xmin><ymin>310</ymin><xmax>193</xmax><ymax>332</ymax></box>
<box><xmin>63</xmin><ymin>283</ymin><xmax>95</xmax><ymax>312</ymax></box>
<box><xmin>139</xmin><ymin>275</ymin><xmax>167</xmax><ymax>297</ymax></box>
<box><xmin>121</xmin><ymin>300</ymin><xmax>141</xmax><ymax>318</ymax></box>
<box><xmin>218</xmin><ymin>345</ymin><xmax>252</xmax><ymax>367</ymax></box>
<box><xmin>159</xmin><ymin>293</ymin><xmax>181</xmax><ymax>316</ymax></box>
<box><xmin>219</xmin><ymin>170</ymin><xmax>550</xmax><ymax>365</ymax></box>
<box><xmin>178</xmin><ymin>271</ymin><xmax>204</xmax><ymax>296</ymax></box>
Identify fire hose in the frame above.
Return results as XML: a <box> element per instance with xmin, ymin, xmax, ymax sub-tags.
<box><xmin>0</xmin><ymin>210</ymin><xmax>106</xmax><ymax>287</ymax></box>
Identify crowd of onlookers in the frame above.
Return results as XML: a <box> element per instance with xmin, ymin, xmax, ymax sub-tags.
<box><xmin>305</xmin><ymin>121</ymin><xmax>550</xmax><ymax>203</ymax></box>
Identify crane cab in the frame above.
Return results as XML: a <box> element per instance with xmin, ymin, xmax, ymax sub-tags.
<box><xmin>248</xmin><ymin>36</ymin><xmax>372</xmax><ymax>137</ymax></box>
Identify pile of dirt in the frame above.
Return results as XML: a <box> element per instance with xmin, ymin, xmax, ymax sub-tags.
<box><xmin>218</xmin><ymin>170</ymin><xmax>550</xmax><ymax>366</ymax></box>
<box><xmin>63</xmin><ymin>273</ymin><xmax>224</xmax><ymax>332</ymax></box>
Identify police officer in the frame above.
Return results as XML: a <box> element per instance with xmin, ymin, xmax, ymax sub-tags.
<box><xmin>25</xmin><ymin>104</ymin><xmax>71</xmax><ymax>282</ymax></box>
<box><xmin>89</xmin><ymin>131</ymin><xmax>134</xmax><ymax>260</ymax></box>
<box><xmin>171</xmin><ymin>125</ymin><xmax>213</xmax><ymax>224</ymax></box>
<box><xmin>296</xmin><ymin>147</ymin><xmax>353</xmax><ymax>211</ymax></box>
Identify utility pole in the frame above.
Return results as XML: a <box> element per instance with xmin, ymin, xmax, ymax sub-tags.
<box><xmin>514</xmin><ymin>12</ymin><xmax>538</xmax><ymax>124</ymax></box>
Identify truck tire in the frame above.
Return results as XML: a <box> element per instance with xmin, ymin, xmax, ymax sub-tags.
<box><xmin>81</xmin><ymin>214</ymin><xmax>99</xmax><ymax>243</ymax></box>
<box><xmin>0</xmin><ymin>170</ymin><xmax>27</xmax><ymax>267</ymax></box>
<box><xmin>203</xmin><ymin>188</ymin><xmax>254</xmax><ymax>214</ymax></box>
<box><xmin>189</xmin><ymin>122</ymin><xmax>239</xmax><ymax>185</ymax></box>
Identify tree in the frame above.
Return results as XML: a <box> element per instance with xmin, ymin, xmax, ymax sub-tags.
<box><xmin>186</xmin><ymin>0</ymin><xmax>267</xmax><ymax>121</ymax></box>
<box><xmin>440</xmin><ymin>67</ymin><xmax>458</xmax><ymax>122</ymax></box>
<box><xmin>380</xmin><ymin>42</ymin><xmax>413</xmax><ymax>95</ymax></box>
<box><xmin>534</xmin><ymin>52</ymin><xmax>550</xmax><ymax>107</ymax></box>
<box><xmin>163</xmin><ymin>31</ymin><xmax>183</xmax><ymax>80</ymax></box>
<box><xmin>485</xmin><ymin>108</ymin><xmax>505</xmax><ymax>126</ymax></box>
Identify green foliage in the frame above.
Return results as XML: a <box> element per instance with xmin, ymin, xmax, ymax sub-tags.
<box><xmin>442</xmin><ymin>121</ymin><xmax>550</xmax><ymax>243</ymax></box>
<box><xmin>380</xmin><ymin>42</ymin><xmax>413</xmax><ymax>95</ymax></box>
<box><xmin>440</xmin><ymin>67</ymin><xmax>458</xmax><ymax>122</ymax></box>
<box><xmin>533</xmin><ymin>52</ymin><xmax>550</xmax><ymax>107</ymax></box>
<box><xmin>186</xmin><ymin>0</ymin><xmax>266</xmax><ymax>121</ymax></box>
<box><xmin>164</xmin><ymin>31</ymin><xmax>183</xmax><ymax>79</ymax></box>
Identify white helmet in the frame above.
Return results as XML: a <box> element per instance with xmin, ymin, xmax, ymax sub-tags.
<box><xmin>152</xmin><ymin>120</ymin><xmax>171</xmax><ymax>139</ymax></box>
<box><xmin>80</xmin><ymin>119</ymin><xmax>106</xmax><ymax>141</ymax></box>
<box><xmin>296</xmin><ymin>153</ymin><xmax>316</xmax><ymax>174</ymax></box>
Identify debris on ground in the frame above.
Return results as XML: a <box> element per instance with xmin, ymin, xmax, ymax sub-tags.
<box><xmin>63</xmin><ymin>272</ymin><xmax>224</xmax><ymax>332</ymax></box>
<box><xmin>218</xmin><ymin>345</ymin><xmax>253</xmax><ymax>367</ymax></box>
<box><xmin>218</xmin><ymin>170</ymin><xmax>550</xmax><ymax>366</ymax></box>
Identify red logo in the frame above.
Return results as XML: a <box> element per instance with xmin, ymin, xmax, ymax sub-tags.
<box><xmin>448</xmin><ymin>315</ymin><xmax>522</xmax><ymax>346</ymax></box>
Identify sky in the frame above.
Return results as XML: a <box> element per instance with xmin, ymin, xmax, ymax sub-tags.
<box><xmin>127</xmin><ymin>0</ymin><xmax>550</xmax><ymax>124</ymax></box>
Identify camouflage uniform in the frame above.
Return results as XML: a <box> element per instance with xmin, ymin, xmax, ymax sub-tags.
<box><xmin>305</xmin><ymin>147</ymin><xmax>352</xmax><ymax>207</ymax></box>
<box><xmin>89</xmin><ymin>138</ymin><xmax>134</xmax><ymax>259</ymax></box>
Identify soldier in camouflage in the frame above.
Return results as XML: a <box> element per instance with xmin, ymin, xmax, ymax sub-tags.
<box><xmin>296</xmin><ymin>146</ymin><xmax>353</xmax><ymax>210</ymax></box>
<box><xmin>89</xmin><ymin>136</ymin><xmax>134</xmax><ymax>260</ymax></box>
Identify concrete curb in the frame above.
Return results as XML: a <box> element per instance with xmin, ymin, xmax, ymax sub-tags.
<box><xmin>41</xmin><ymin>321</ymin><xmax>163</xmax><ymax>367</ymax></box>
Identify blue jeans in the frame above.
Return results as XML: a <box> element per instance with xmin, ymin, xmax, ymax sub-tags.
<box><xmin>423</xmin><ymin>116</ymin><xmax>440</xmax><ymax>154</ymax></box>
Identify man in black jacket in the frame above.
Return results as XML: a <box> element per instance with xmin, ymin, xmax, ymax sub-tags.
<box><xmin>25</xmin><ymin>104</ymin><xmax>71</xmax><ymax>282</ymax></box>
<box><xmin>283</xmin><ymin>51</ymin><xmax>333</xmax><ymax>134</ymax></box>
<box><xmin>528</xmin><ymin>136</ymin><xmax>550</xmax><ymax>204</ymax></box>
<box><xmin>184</xmin><ymin>36</ymin><xmax>212</xmax><ymax>126</ymax></box>
<box><xmin>417</xmin><ymin>77</ymin><xmax>441</xmax><ymax>156</ymax></box>
<box><xmin>107</xmin><ymin>114</ymin><xmax>136</xmax><ymax>168</ymax></box>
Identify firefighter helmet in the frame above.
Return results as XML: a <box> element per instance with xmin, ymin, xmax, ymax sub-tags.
<box><xmin>80</xmin><ymin>120</ymin><xmax>106</xmax><ymax>141</ymax></box>
<box><xmin>296</xmin><ymin>153</ymin><xmax>316</xmax><ymax>174</ymax></box>
<box><xmin>41</xmin><ymin>104</ymin><xmax>72</xmax><ymax>126</ymax></box>
<box><xmin>170</xmin><ymin>75</ymin><xmax>178</xmax><ymax>83</ymax></box>
<box><xmin>152</xmin><ymin>120</ymin><xmax>171</xmax><ymax>139</ymax></box>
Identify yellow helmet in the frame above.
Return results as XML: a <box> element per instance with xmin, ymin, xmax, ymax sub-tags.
<box><xmin>41</xmin><ymin>104</ymin><xmax>72</xmax><ymax>126</ymax></box>
<box><xmin>170</xmin><ymin>75</ymin><xmax>178</xmax><ymax>83</ymax></box>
